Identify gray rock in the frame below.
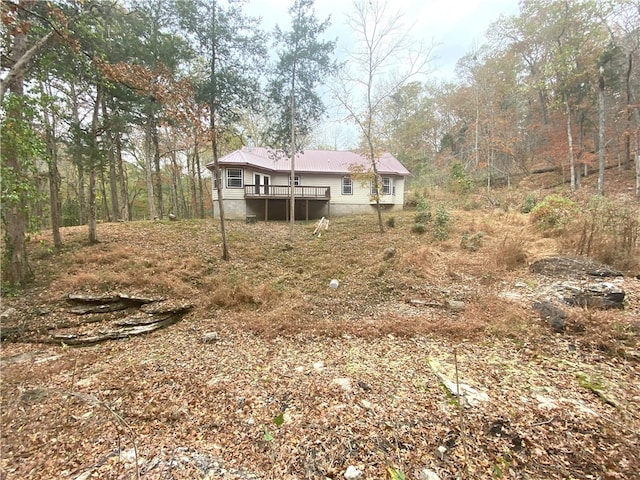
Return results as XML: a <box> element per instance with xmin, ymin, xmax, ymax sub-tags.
<box><xmin>383</xmin><ymin>247</ymin><xmax>396</xmax><ymax>260</ymax></box>
<box><xmin>0</xmin><ymin>307</ymin><xmax>17</xmax><ymax>321</ymax></box>
<box><xmin>446</xmin><ymin>300</ymin><xmax>465</xmax><ymax>312</ymax></box>
<box><xmin>563</xmin><ymin>282</ymin><xmax>625</xmax><ymax>309</ymax></box>
<box><xmin>344</xmin><ymin>466</ymin><xmax>363</xmax><ymax>480</ymax></box>
<box><xmin>532</xmin><ymin>300</ymin><xmax>566</xmax><ymax>332</ymax></box>
<box><xmin>201</xmin><ymin>332</ymin><xmax>219</xmax><ymax>343</ymax></box>
<box><xmin>419</xmin><ymin>469</ymin><xmax>441</xmax><ymax>480</ymax></box>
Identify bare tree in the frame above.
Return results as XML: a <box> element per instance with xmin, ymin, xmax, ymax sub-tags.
<box><xmin>334</xmin><ymin>0</ymin><xmax>434</xmax><ymax>232</ymax></box>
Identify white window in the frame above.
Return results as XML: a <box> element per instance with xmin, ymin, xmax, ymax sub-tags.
<box><xmin>288</xmin><ymin>176</ymin><xmax>300</xmax><ymax>186</ymax></box>
<box><xmin>342</xmin><ymin>176</ymin><xmax>353</xmax><ymax>195</ymax></box>
<box><xmin>226</xmin><ymin>168</ymin><xmax>243</xmax><ymax>188</ymax></box>
<box><xmin>370</xmin><ymin>176</ymin><xmax>392</xmax><ymax>195</ymax></box>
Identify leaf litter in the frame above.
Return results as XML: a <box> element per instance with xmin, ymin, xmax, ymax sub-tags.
<box><xmin>1</xmin><ymin>211</ymin><xmax>639</xmax><ymax>479</ymax></box>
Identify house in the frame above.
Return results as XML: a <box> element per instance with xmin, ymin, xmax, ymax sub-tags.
<box><xmin>206</xmin><ymin>147</ymin><xmax>411</xmax><ymax>221</ymax></box>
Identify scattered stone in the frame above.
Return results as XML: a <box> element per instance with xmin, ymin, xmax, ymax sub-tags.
<box><xmin>360</xmin><ymin>399</ymin><xmax>373</xmax><ymax>410</ymax></box>
<box><xmin>329</xmin><ymin>279</ymin><xmax>340</xmax><ymax>289</ymax></box>
<box><xmin>168</xmin><ymin>213</ymin><xmax>177</xmax><ymax>221</ymax></box>
<box><xmin>333</xmin><ymin>377</ymin><xmax>352</xmax><ymax>392</ymax></box>
<box><xmin>357</xmin><ymin>381</ymin><xmax>372</xmax><ymax>391</ymax></box>
<box><xmin>428</xmin><ymin>359</ymin><xmax>489</xmax><ymax>406</ymax></box>
<box><xmin>383</xmin><ymin>247</ymin><xmax>396</xmax><ymax>260</ymax></box>
<box><xmin>313</xmin><ymin>361</ymin><xmax>325</xmax><ymax>372</ymax></box>
<box><xmin>532</xmin><ymin>300</ymin><xmax>566</xmax><ymax>332</ymax></box>
<box><xmin>201</xmin><ymin>332</ymin><xmax>219</xmax><ymax>343</ymax></box>
<box><xmin>420</xmin><ymin>468</ymin><xmax>441</xmax><ymax>480</ymax></box>
<box><xmin>21</xmin><ymin>387</ymin><xmax>49</xmax><ymax>403</ymax></box>
<box><xmin>436</xmin><ymin>445</ymin><xmax>447</xmax><ymax>460</ymax></box>
<box><xmin>445</xmin><ymin>300</ymin><xmax>465</xmax><ymax>312</ymax></box>
<box><xmin>344</xmin><ymin>465</ymin><xmax>363</xmax><ymax>480</ymax></box>
<box><xmin>0</xmin><ymin>307</ymin><xmax>17</xmax><ymax>321</ymax></box>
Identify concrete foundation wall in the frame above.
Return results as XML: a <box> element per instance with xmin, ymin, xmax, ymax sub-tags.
<box><xmin>215</xmin><ymin>198</ymin><xmax>403</xmax><ymax>220</ymax></box>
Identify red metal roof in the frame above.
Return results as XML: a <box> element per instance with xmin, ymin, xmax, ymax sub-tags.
<box><xmin>206</xmin><ymin>147</ymin><xmax>411</xmax><ymax>176</ymax></box>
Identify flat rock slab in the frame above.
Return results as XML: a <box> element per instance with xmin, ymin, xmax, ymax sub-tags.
<box><xmin>530</xmin><ymin>256</ymin><xmax>623</xmax><ymax>279</ymax></box>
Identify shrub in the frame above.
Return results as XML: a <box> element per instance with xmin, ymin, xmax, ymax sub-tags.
<box><xmin>433</xmin><ymin>204</ymin><xmax>451</xmax><ymax>240</ymax></box>
<box><xmin>460</xmin><ymin>231</ymin><xmax>486</xmax><ymax>252</ymax></box>
<box><xmin>448</xmin><ymin>162</ymin><xmax>473</xmax><ymax>194</ymax></box>
<box><xmin>496</xmin><ymin>235</ymin><xmax>528</xmax><ymax>271</ymax></box>
<box><xmin>529</xmin><ymin>194</ymin><xmax>577</xmax><ymax>235</ymax></box>
<box><xmin>572</xmin><ymin>196</ymin><xmax>640</xmax><ymax>271</ymax></box>
<box><xmin>414</xmin><ymin>210</ymin><xmax>431</xmax><ymax>224</ymax></box>
<box><xmin>411</xmin><ymin>223</ymin><xmax>426</xmax><ymax>234</ymax></box>
<box><xmin>385</xmin><ymin>216</ymin><xmax>396</xmax><ymax>228</ymax></box>
<box><xmin>521</xmin><ymin>193</ymin><xmax>537</xmax><ymax>214</ymax></box>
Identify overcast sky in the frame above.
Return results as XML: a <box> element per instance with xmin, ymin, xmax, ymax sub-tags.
<box><xmin>244</xmin><ymin>0</ymin><xmax>520</xmax><ymax>80</ymax></box>
<box><xmin>242</xmin><ymin>0</ymin><xmax>521</xmax><ymax>148</ymax></box>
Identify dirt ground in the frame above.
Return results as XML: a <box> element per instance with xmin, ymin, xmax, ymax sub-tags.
<box><xmin>1</xmin><ymin>207</ymin><xmax>639</xmax><ymax>479</ymax></box>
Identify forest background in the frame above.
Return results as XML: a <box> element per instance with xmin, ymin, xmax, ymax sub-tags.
<box><xmin>1</xmin><ymin>0</ymin><xmax>639</xmax><ymax>287</ymax></box>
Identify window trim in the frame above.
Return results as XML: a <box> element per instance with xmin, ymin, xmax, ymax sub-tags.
<box><xmin>370</xmin><ymin>176</ymin><xmax>392</xmax><ymax>196</ymax></box>
<box><xmin>288</xmin><ymin>175</ymin><xmax>300</xmax><ymax>186</ymax></box>
<box><xmin>226</xmin><ymin>167</ymin><xmax>243</xmax><ymax>188</ymax></box>
<box><xmin>341</xmin><ymin>176</ymin><xmax>353</xmax><ymax>195</ymax></box>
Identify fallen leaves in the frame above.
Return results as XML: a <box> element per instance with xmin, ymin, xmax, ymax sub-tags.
<box><xmin>1</xmin><ymin>212</ymin><xmax>639</xmax><ymax>479</ymax></box>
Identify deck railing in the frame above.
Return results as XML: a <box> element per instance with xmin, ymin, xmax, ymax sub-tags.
<box><xmin>244</xmin><ymin>185</ymin><xmax>330</xmax><ymax>199</ymax></box>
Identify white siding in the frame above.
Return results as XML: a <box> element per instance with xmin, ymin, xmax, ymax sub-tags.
<box><xmin>213</xmin><ymin>168</ymin><xmax>406</xmax><ymax>219</ymax></box>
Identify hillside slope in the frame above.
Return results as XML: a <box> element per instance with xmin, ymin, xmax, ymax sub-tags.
<box><xmin>1</xmin><ymin>203</ymin><xmax>639</xmax><ymax>479</ymax></box>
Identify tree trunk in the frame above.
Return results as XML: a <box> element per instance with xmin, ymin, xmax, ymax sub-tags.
<box><xmin>290</xmin><ymin>87</ymin><xmax>296</xmax><ymax>242</ymax></box>
<box><xmin>196</xmin><ymin>144</ymin><xmax>205</xmax><ymax>218</ymax></box>
<box><xmin>2</xmin><ymin>18</ymin><xmax>32</xmax><ymax>285</ymax></box>
<box><xmin>102</xmin><ymin>97</ymin><xmax>120</xmax><ymax>220</ymax></box>
<box><xmin>100</xmin><ymin>169</ymin><xmax>111</xmax><ymax>222</ymax></box>
<box><xmin>597</xmin><ymin>73</ymin><xmax>605</xmax><ymax>195</ymax></box>
<box><xmin>88</xmin><ymin>83</ymin><xmax>103</xmax><ymax>244</ymax></box>
<box><xmin>211</xmin><ymin>0</ymin><xmax>229</xmax><ymax>260</ymax></box>
<box><xmin>625</xmin><ymin>51</ymin><xmax>632</xmax><ymax>171</ymax></box>
<box><xmin>41</xmin><ymin>80</ymin><xmax>62</xmax><ymax>247</ymax></box>
<box><xmin>169</xmin><ymin>150</ymin><xmax>179</xmax><ymax>217</ymax></box>
<box><xmin>115</xmin><ymin>127</ymin><xmax>130</xmax><ymax>220</ymax></box>
<box><xmin>144</xmin><ymin>117</ymin><xmax>157</xmax><ymax>220</ymax></box>
<box><xmin>188</xmin><ymin>148</ymin><xmax>197</xmax><ymax>218</ymax></box>
<box><xmin>70</xmin><ymin>84</ymin><xmax>87</xmax><ymax>224</ymax></box>
<box><xmin>152</xmin><ymin>118</ymin><xmax>164</xmax><ymax>220</ymax></box>
<box><xmin>566</xmin><ymin>101</ymin><xmax>576</xmax><ymax>191</ymax></box>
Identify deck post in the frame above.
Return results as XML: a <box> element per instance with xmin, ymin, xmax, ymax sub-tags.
<box><xmin>305</xmin><ymin>200</ymin><xmax>309</xmax><ymax>221</ymax></box>
<box><xmin>265</xmin><ymin>198</ymin><xmax>268</xmax><ymax>221</ymax></box>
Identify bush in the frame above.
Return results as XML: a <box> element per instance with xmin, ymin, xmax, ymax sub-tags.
<box><xmin>433</xmin><ymin>204</ymin><xmax>451</xmax><ymax>240</ymax></box>
<box><xmin>414</xmin><ymin>210</ymin><xmax>431</xmax><ymax>224</ymax></box>
<box><xmin>521</xmin><ymin>194</ymin><xmax>537</xmax><ymax>214</ymax></box>
<box><xmin>460</xmin><ymin>231</ymin><xmax>486</xmax><ymax>252</ymax></box>
<box><xmin>385</xmin><ymin>216</ymin><xmax>396</xmax><ymax>228</ymax></box>
<box><xmin>529</xmin><ymin>194</ymin><xmax>577</xmax><ymax>235</ymax></box>
<box><xmin>496</xmin><ymin>235</ymin><xmax>528</xmax><ymax>271</ymax></box>
<box><xmin>411</xmin><ymin>223</ymin><xmax>426</xmax><ymax>234</ymax></box>
<box><xmin>572</xmin><ymin>196</ymin><xmax>639</xmax><ymax>271</ymax></box>
<box><xmin>448</xmin><ymin>162</ymin><xmax>473</xmax><ymax>194</ymax></box>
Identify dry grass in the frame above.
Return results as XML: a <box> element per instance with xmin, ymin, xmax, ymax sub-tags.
<box><xmin>4</xmin><ymin>179</ymin><xmax>640</xmax><ymax>480</ymax></box>
<box><xmin>15</xmin><ymin>183</ymin><xmax>639</xmax><ymax>347</ymax></box>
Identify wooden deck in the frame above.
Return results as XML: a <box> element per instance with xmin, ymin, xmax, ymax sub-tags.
<box><xmin>244</xmin><ymin>185</ymin><xmax>330</xmax><ymax>199</ymax></box>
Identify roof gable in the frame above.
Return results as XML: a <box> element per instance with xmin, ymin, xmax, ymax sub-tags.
<box><xmin>206</xmin><ymin>147</ymin><xmax>411</xmax><ymax>176</ymax></box>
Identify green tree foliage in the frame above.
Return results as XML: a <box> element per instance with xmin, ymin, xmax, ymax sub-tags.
<box><xmin>267</xmin><ymin>0</ymin><xmax>337</xmax><ymax>239</ymax></box>
<box><xmin>267</xmin><ymin>0</ymin><xmax>337</xmax><ymax>154</ymax></box>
